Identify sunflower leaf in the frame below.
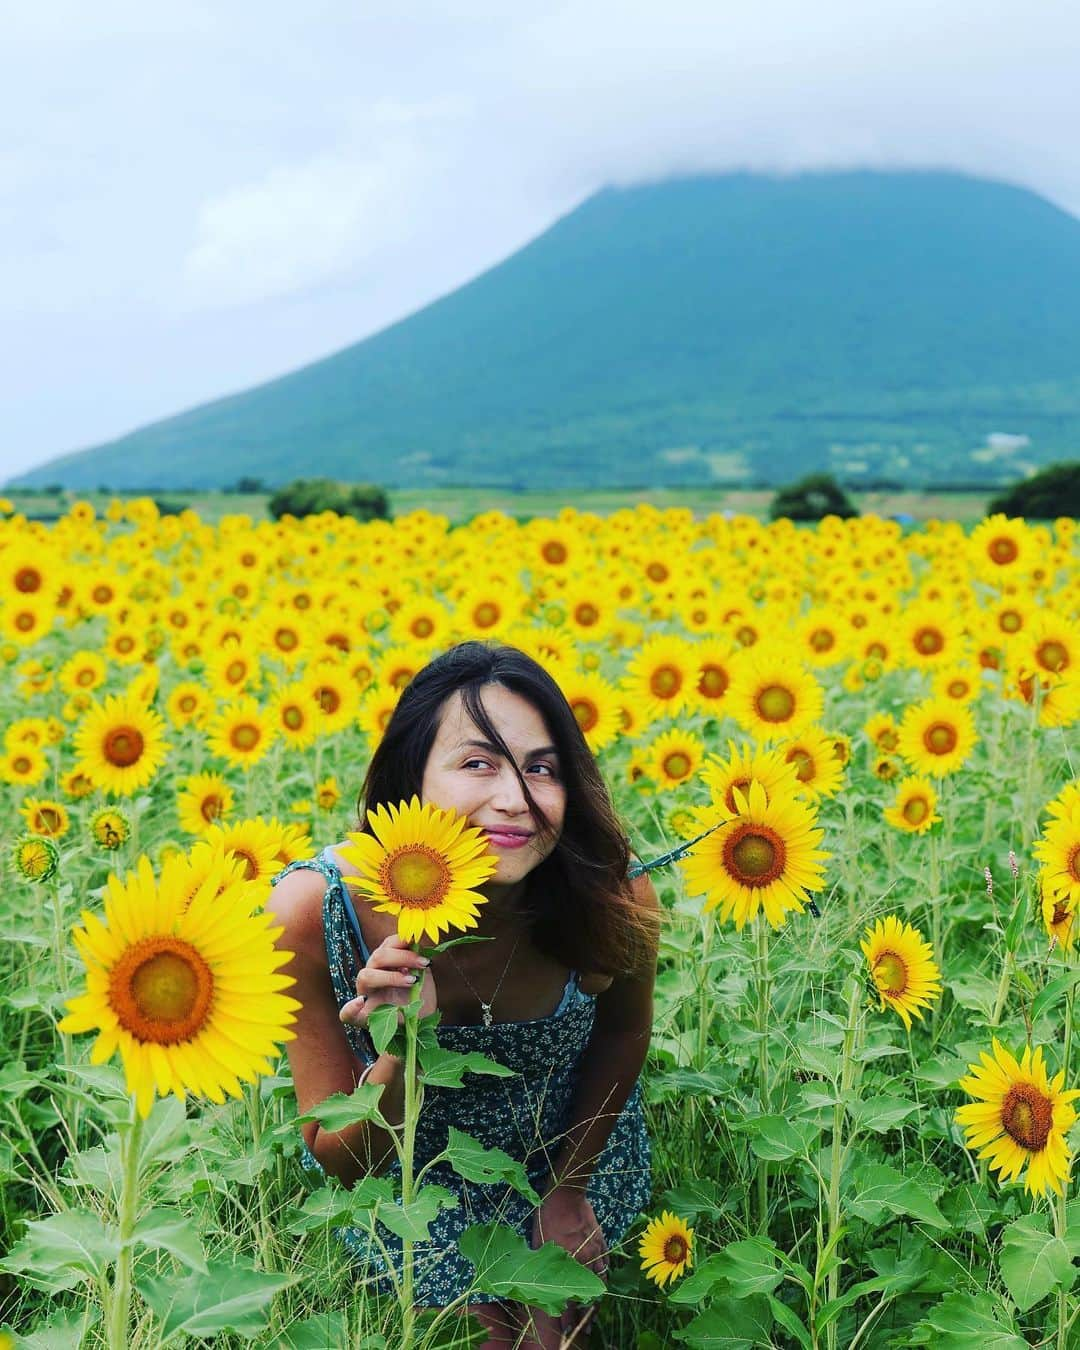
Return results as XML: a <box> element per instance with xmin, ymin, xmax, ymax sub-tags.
<box><xmin>1030</xmin><ymin>970</ymin><xmax>1080</xmax><ymax>1025</ymax></box>
<box><xmin>418</xmin><ymin>1044</ymin><xmax>517</xmax><ymax>1088</ymax></box>
<box><xmin>138</xmin><ymin>1258</ymin><xmax>296</xmax><ymax>1342</ymax></box>
<box><xmin>295</xmin><ymin>1082</ymin><xmax>387</xmax><ymax>1133</ymax></box>
<box><xmin>670</xmin><ymin>1296</ymin><xmax>773</xmax><ymax>1347</ymax></box>
<box><xmin>0</xmin><ymin>1210</ymin><xmax>120</xmax><ymax>1293</ymax></box>
<box><xmin>419</xmin><ymin>935</ymin><xmax>493</xmax><ymax>957</ymax></box>
<box><xmin>845</xmin><ymin>1162</ymin><xmax>950</xmax><ymax>1230</ymax></box>
<box><xmin>998</xmin><ymin>1212</ymin><xmax>1076</xmax><ymax>1312</ymax></box>
<box><xmin>126</xmin><ymin>1207</ymin><xmax>208</xmax><ymax>1274</ymax></box>
<box><xmin>376</xmin><ymin>1186</ymin><xmax>459</xmax><ymax>1242</ymax></box>
<box><xmin>443</xmin><ymin>1127</ymin><xmax>541</xmax><ymax>1204</ymax></box>
<box><xmin>458</xmin><ymin>1222</ymin><xmax>603</xmax><ymax>1314</ymax></box>
<box><xmin>907</xmin><ymin>1290</ymin><xmax>1028</xmax><ymax>1348</ymax></box>
<box><xmin>734</xmin><ymin>1114</ymin><xmax>818</xmax><ymax>1161</ymax></box>
<box><xmin>848</xmin><ymin>1095</ymin><xmax>921</xmax><ymax>1133</ymax></box>
<box><xmin>366</xmin><ymin>1002</ymin><xmax>400</xmax><ymax>1056</ymax></box>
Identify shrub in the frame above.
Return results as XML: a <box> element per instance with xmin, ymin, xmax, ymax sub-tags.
<box><xmin>267</xmin><ymin>478</ymin><xmax>390</xmax><ymax>523</ymax></box>
<box><xmin>988</xmin><ymin>460</ymin><xmax>1080</xmax><ymax>519</ymax></box>
<box><xmin>768</xmin><ymin>472</ymin><xmax>858</xmax><ymax>522</ymax></box>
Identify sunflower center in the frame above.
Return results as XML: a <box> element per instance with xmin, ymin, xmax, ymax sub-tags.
<box><xmin>756</xmin><ymin>684</ymin><xmax>795</xmax><ymax>723</ymax></box>
<box><xmin>542</xmin><ymin>540</ymin><xmax>568</xmax><ymax>565</ymax></box>
<box><xmin>662</xmin><ymin>752</ymin><xmax>691</xmax><ymax>781</ymax></box>
<box><xmin>924</xmin><ymin>722</ymin><xmax>958</xmax><ymax>755</ymax></box>
<box><xmin>226</xmin><ymin>660</ymin><xmax>247</xmax><ymax>683</ymax></box>
<box><xmin>999</xmin><ymin>610</ymin><xmax>1023</xmax><ymax>633</ymax></box>
<box><xmin>230</xmin><ymin>723</ymin><xmax>261</xmax><ymax>751</ymax></box>
<box><xmin>1037</xmin><ymin>641</ymin><xmax>1069</xmax><ymax>674</ymax></box>
<box><xmin>698</xmin><ymin>665</ymin><xmax>728</xmax><ymax>699</ymax></box>
<box><xmin>989</xmin><ymin>536</ymin><xmax>1020</xmax><ymax>565</ymax></box>
<box><xmin>902</xmin><ymin>796</ymin><xmax>929</xmax><ymax>825</ymax></box>
<box><xmin>873</xmin><ymin>951</ymin><xmax>908</xmax><ymax>996</ymax></box>
<box><xmin>14</xmin><ymin>566</ymin><xmax>42</xmax><ymax>593</ymax></box>
<box><xmin>735</xmin><ymin>624</ymin><xmax>758</xmax><ymax>646</ymax></box>
<box><xmin>1001</xmin><ymin>1083</ymin><xmax>1053</xmax><ymax>1151</ymax></box>
<box><xmin>104</xmin><ymin>725</ymin><xmax>145</xmax><ymax>767</ymax></box>
<box><xmin>572</xmin><ymin>698</ymin><xmax>599</xmax><ymax>733</ymax></box>
<box><xmin>914</xmin><ymin>627</ymin><xmax>944</xmax><ymax>655</ymax></box>
<box><xmin>810</xmin><ymin>628</ymin><xmax>835</xmax><ymax>652</ymax></box>
<box><xmin>282</xmin><ymin>705</ymin><xmax>304</xmax><ymax>731</ymax></box>
<box><xmin>15</xmin><ymin>611</ymin><xmax>35</xmax><ymax>632</ymax></box>
<box><xmin>1053</xmin><ymin>901</ymin><xmax>1070</xmax><ymax>927</ymax></box>
<box><xmin>786</xmin><ymin>748</ymin><xmax>815</xmax><ymax>783</ymax></box>
<box><xmin>200</xmin><ymin>795</ymin><xmax>223</xmax><ymax>823</ymax></box>
<box><xmin>76</xmin><ymin>668</ymin><xmax>96</xmax><ymax>686</ymax></box>
<box><xmin>178</xmin><ymin>694</ymin><xmax>198</xmax><ymax>713</ymax></box>
<box><xmin>382</xmin><ymin>845</ymin><xmax>451</xmax><ymax>909</ymax></box>
<box><xmin>647</xmin><ymin>561</ymin><xmax>669</xmax><ymax>583</ymax></box>
<box><xmin>231</xmin><ymin>847</ymin><xmax>260</xmax><ymax>881</ymax></box>
<box><xmin>724</xmin><ymin>824</ymin><xmax>786</xmax><ymax>886</ymax></box>
<box><xmin>662</xmin><ymin>1235</ymin><xmax>688</xmax><ymax>1264</ymax></box>
<box><xmin>574</xmin><ymin>603</ymin><xmax>599</xmax><ymax>626</ymax></box>
<box><xmin>412</xmin><ymin>616</ymin><xmax>435</xmax><ymax>639</ymax></box>
<box><xmin>877</xmin><ymin>728</ymin><xmax>899</xmax><ymax>752</ymax></box>
<box><xmin>473</xmin><ymin>602</ymin><xmax>500</xmax><ymax>629</ymax></box>
<box><xmin>315</xmin><ymin>686</ymin><xmax>341</xmax><ymax>714</ymax></box>
<box><xmin>947</xmin><ymin>679</ymin><xmax>969</xmax><ymax>698</ymax></box>
<box><xmin>1068</xmin><ymin>847</ymin><xmax>1080</xmax><ymax>884</ymax></box>
<box><xmin>276</xmin><ymin>627</ymin><xmax>298</xmax><ymax>650</ymax></box>
<box><xmin>866</xmin><ymin>641</ymin><xmax>887</xmax><ymax>660</ymax></box>
<box><xmin>650</xmin><ymin>665</ymin><xmax>682</xmax><ymax>699</ymax></box>
<box><xmin>36</xmin><ymin>806</ymin><xmax>63</xmax><ymax>832</ymax></box>
<box><xmin>109</xmin><ymin>938</ymin><xmax>214</xmax><ymax>1045</ymax></box>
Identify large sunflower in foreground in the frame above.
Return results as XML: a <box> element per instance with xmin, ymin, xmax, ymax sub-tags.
<box><xmin>338</xmin><ymin>797</ymin><xmax>499</xmax><ymax>944</ymax></box>
<box><xmin>73</xmin><ymin>691</ymin><xmax>170</xmax><ymax>797</ymax></box>
<box><xmin>955</xmin><ymin>1039</ymin><xmax>1080</xmax><ymax>1196</ymax></box>
<box><xmin>679</xmin><ymin>780</ymin><xmax>829</xmax><ymax>930</ymax></box>
<box><xmin>1033</xmin><ymin>802</ymin><xmax>1080</xmax><ymax>909</ymax></box>
<box><xmin>638</xmin><ymin>1211</ymin><xmax>694</xmax><ymax>1288</ymax></box>
<box><xmin>860</xmin><ymin>915</ymin><xmax>941</xmax><ymax>1028</ymax></box>
<box><xmin>58</xmin><ymin>853</ymin><xmax>299</xmax><ymax>1117</ymax></box>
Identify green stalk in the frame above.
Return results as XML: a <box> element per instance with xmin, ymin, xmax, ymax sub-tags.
<box><xmin>399</xmin><ymin>973</ymin><xmax>424</xmax><ymax>1350</ymax></box>
<box><xmin>825</xmin><ymin>976</ymin><xmax>863</xmax><ymax>1350</ymax></box>
<box><xmin>107</xmin><ymin>1104</ymin><xmax>144</xmax><ymax>1349</ymax></box>
<box><xmin>696</xmin><ymin>906</ymin><xmax>715</xmax><ymax>1071</ymax></box>
<box><xmin>755</xmin><ymin>917</ymin><xmax>771</xmax><ymax>1232</ymax></box>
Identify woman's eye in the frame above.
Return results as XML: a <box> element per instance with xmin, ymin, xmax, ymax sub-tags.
<box><xmin>528</xmin><ymin>762</ymin><xmax>557</xmax><ymax>777</ymax></box>
<box><xmin>462</xmin><ymin>759</ymin><xmax>492</xmax><ymax>771</ymax></box>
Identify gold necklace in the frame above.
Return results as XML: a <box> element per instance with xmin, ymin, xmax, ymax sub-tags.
<box><xmin>445</xmin><ymin>930</ymin><xmax>523</xmax><ymax>1027</ymax></box>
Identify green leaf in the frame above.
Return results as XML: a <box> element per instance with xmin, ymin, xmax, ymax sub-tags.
<box><xmin>848</xmin><ymin>1096</ymin><xmax>921</xmax><ymax>1133</ymax></box>
<box><xmin>664</xmin><ymin>1254</ymin><xmax>728</xmax><ymax>1307</ymax></box>
<box><xmin>908</xmin><ymin>1291</ymin><xmax>1028</xmax><ymax>1348</ymax></box>
<box><xmin>418</xmin><ymin>1043</ymin><xmax>517</xmax><ymax>1088</ymax></box>
<box><xmin>10</xmin><ymin>1306</ymin><xmax>100</xmax><ymax>1349</ymax></box>
<box><xmin>127</xmin><ymin>1207</ymin><xmax>207</xmax><ymax>1274</ymax></box>
<box><xmin>735</xmin><ymin>1114</ymin><xmax>818</xmax><ymax>1161</ymax></box>
<box><xmin>443</xmin><ymin>1128</ymin><xmax>541</xmax><ymax>1204</ymax></box>
<box><xmin>941</xmin><ymin>1183</ymin><xmax>1000</xmax><ymax>1240</ymax></box>
<box><xmin>458</xmin><ymin>1222</ymin><xmax>604</xmax><ymax>1315</ymax></box>
<box><xmin>0</xmin><ymin>1210</ymin><xmax>120</xmax><ymax>1292</ymax></box>
<box><xmin>367</xmin><ymin>1002</ymin><xmax>399</xmax><ymax>1055</ymax></box>
<box><xmin>137</xmin><ymin>1096</ymin><xmax>193</xmax><ymax>1173</ymax></box>
<box><xmin>947</xmin><ymin>972</ymin><xmax>998</xmax><ymax>1021</ymax></box>
<box><xmin>1004</xmin><ymin>889</ymin><xmax>1030</xmax><ymax>954</ymax></box>
<box><xmin>295</xmin><ymin>1082</ymin><xmax>386</xmax><ymax>1132</ymax></box>
<box><xmin>710</xmin><ymin>1239</ymin><xmax>784</xmax><ymax>1298</ymax></box>
<box><xmin>276</xmin><ymin>1311</ymin><xmax>349</xmax><ymax>1349</ymax></box>
<box><xmin>377</xmin><ymin>1186</ymin><xmax>459</xmax><ymax>1242</ymax></box>
<box><xmin>1031</xmin><ymin>969</ymin><xmax>1080</xmax><ymax>1024</ymax></box>
<box><xmin>645</xmin><ymin>1066</ymin><xmax>736</xmax><ymax>1101</ymax></box>
<box><xmin>845</xmin><ymin>1163</ymin><xmax>950</xmax><ymax>1229</ymax></box>
<box><xmin>670</xmin><ymin>1296</ymin><xmax>773</xmax><ymax>1347</ymax></box>
<box><xmin>60</xmin><ymin>1139</ymin><xmax>123</xmax><ymax>1199</ymax></box>
<box><xmin>767</xmin><ymin>1296</ymin><xmax>812</xmax><ymax>1349</ymax></box>
<box><xmin>998</xmin><ymin>1212</ymin><xmax>1076</xmax><ymax>1312</ymax></box>
<box><xmin>287</xmin><ymin>1178</ymin><xmax>395</xmax><ymax>1233</ymax></box>
<box><xmin>419</xmin><ymin>935</ymin><xmax>492</xmax><ymax>957</ymax></box>
<box><xmin>138</xmin><ymin>1258</ymin><xmax>296</xmax><ymax>1342</ymax></box>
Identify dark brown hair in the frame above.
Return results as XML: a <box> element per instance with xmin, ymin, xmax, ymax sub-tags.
<box><xmin>357</xmin><ymin>641</ymin><xmax>657</xmax><ymax>977</ymax></box>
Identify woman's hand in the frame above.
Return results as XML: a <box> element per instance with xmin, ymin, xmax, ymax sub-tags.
<box><xmin>338</xmin><ymin>934</ymin><xmax>438</xmax><ymax>1028</ymax></box>
<box><xmin>528</xmin><ymin>1185</ymin><xmax>606</xmax><ymax>1344</ymax></box>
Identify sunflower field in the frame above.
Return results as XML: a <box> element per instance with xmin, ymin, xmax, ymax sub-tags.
<box><xmin>0</xmin><ymin>494</ymin><xmax>1078</xmax><ymax>1349</ymax></box>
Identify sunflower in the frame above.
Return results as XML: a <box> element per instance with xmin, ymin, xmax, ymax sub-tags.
<box><xmin>314</xmin><ymin>776</ymin><xmax>341</xmax><ymax>812</ymax></box>
<box><xmin>931</xmin><ymin>664</ymin><xmax>981</xmax><ymax>704</ymax></box>
<box><xmin>0</xmin><ymin>744</ymin><xmax>49</xmax><ymax>787</ymax></box>
<box><xmin>59</xmin><ymin>650</ymin><xmax>108</xmax><ymax>696</ymax></box>
<box><xmin>9</xmin><ymin>834</ymin><xmax>60</xmax><ymax>883</ymax></box>
<box><xmin>897</xmin><ymin>697</ymin><xmax>977</xmax><ymax>778</ymax></box>
<box><xmin>955</xmin><ymin>1039</ymin><xmax>1080</xmax><ymax>1196</ymax></box>
<box><xmin>622</xmin><ymin>635</ymin><xmax>699</xmax><ymax>723</ymax></box>
<box><xmin>883</xmin><ymin>776</ymin><xmax>941</xmax><ymax>835</ymax></box>
<box><xmin>864</xmin><ymin>711</ymin><xmax>900</xmax><ymax>754</ymax></box>
<box><xmin>645</xmin><ymin>729</ymin><xmax>705</xmax><ymax>791</ymax></box>
<box><xmin>873</xmin><ymin>754</ymin><xmax>903</xmax><ymax>783</ymax></box>
<box><xmin>206</xmin><ymin>640</ymin><xmax>262</xmax><ymax>698</ymax></box>
<box><xmin>700</xmin><ymin>739</ymin><xmax>800</xmax><ymax>816</ymax></box>
<box><xmin>258</xmin><ymin>610</ymin><xmax>309</xmax><ymax>669</ymax></box>
<box><xmin>689</xmin><ymin>638</ymin><xmax>738</xmax><ymax>716</ymax></box>
<box><xmin>679</xmin><ymin>780</ymin><xmax>829</xmax><ymax>930</ymax></box>
<box><xmin>357</xmin><ymin>682</ymin><xmax>401</xmax><ymax>746</ymax></box>
<box><xmin>204</xmin><ymin>818</ymin><xmax>285</xmax><ymax>887</ymax></box>
<box><xmin>1022</xmin><ymin>611</ymin><xmax>1077</xmax><ymax>682</ymax></box>
<box><xmin>727</xmin><ymin>646</ymin><xmax>824</xmax><ymax>743</ymax></box>
<box><xmin>968</xmin><ymin>514</ymin><xmax>1036</xmax><ymax>580</ymax></box>
<box><xmin>207</xmin><ymin>696</ymin><xmax>275</xmax><ymax>767</ymax></box>
<box><xmin>166</xmin><ymin>681</ymin><xmax>214</xmax><ymax>729</ymax></box>
<box><xmin>19</xmin><ymin>797</ymin><xmax>71</xmax><ymax>839</ymax></box>
<box><xmin>776</xmin><ymin>726</ymin><xmax>845</xmax><ymax>801</ymax></box>
<box><xmin>860</xmin><ymin>915</ymin><xmax>942</xmax><ymax>1028</ymax></box>
<box><xmin>337</xmin><ymin>797</ymin><xmax>498</xmax><ymax>944</ymax></box>
<box><xmin>300</xmin><ymin>664</ymin><xmax>359</xmax><ymax>738</ymax></box>
<box><xmin>269</xmin><ymin>681</ymin><xmax>320</xmax><ymax>749</ymax></box>
<box><xmin>554</xmin><ymin>669</ymin><xmax>622</xmax><ymax>753</ymax></box>
<box><xmin>899</xmin><ymin>600</ymin><xmax>965</xmax><ymax>670</ymax></box>
<box><xmin>60</xmin><ymin>766</ymin><xmax>96</xmax><ymax>800</ymax></box>
<box><xmin>73</xmin><ymin>692</ymin><xmax>170</xmax><ymax>797</ymax></box>
<box><xmin>0</xmin><ymin>595</ymin><xmax>56</xmax><ymax>647</ymax></box>
<box><xmin>638</xmin><ymin>1212</ymin><xmax>694</xmax><ymax>1288</ymax></box>
<box><xmin>89</xmin><ymin>807</ymin><xmax>132</xmax><ymax>851</ymax></box>
<box><xmin>58</xmin><ymin>853</ymin><xmax>299</xmax><ymax>1117</ymax></box>
<box><xmin>177</xmin><ymin>772</ymin><xmax>235</xmax><ymax>837</ymax></box>
<box><xmin>1034</xmin><ymin>802</ymin><xmax>1080</xmax><ymax>910</ymax></box>
<box><xmin>795</xmin><ymin>611</ymin><xmax>848</xmax><ymax>668</ymax></box>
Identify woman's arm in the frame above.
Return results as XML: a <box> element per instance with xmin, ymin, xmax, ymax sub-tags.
<box><xmin>544</xmin><ymin>871</ymin><xmax>659</xmax><ymax>1193</ymax></box>
<box><xmin>266</xmin><ymin>869</ymin><xmax>406</xmax><ymax>1186</ymax></box>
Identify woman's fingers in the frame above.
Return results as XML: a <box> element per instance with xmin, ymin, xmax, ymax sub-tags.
<box><xmin>341</xmin><ymin>938</ymin><xmax>433</xmax><ymax>1025</ymax></box>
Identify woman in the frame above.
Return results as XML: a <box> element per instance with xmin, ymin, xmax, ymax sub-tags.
<box><xmin>269</xmin><ymin>642</ymin><xmax>659</xmax><ymax>1348</ymax></box>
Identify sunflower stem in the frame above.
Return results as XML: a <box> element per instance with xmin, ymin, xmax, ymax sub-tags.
<box><xmin>398</xmin><ymin>969</ymin><xmax>423</xmax><ymax>1350</ymax></box>
<box><xmin>825</xmin><ymin>975</ymin><xmax>864</xmax><ymax>1350</ymax></box>
<box><xmin>696</xmin><ymin>906</ymin><xmax>715</xmax><ymax>1072</ymax></box>
<box><xmin>107</xmin><ymin>1101</ymin><xmax>144</xmax><ymax>1350</ymax></box>
<box><xmin>755</xmin><ymin>917</ymin><xmax>771</xmax><ymax>1233</ymax></box>
<box><xmin>1054</xmin><ymin>1188</ymin><xmax>1069</xmax><ymax>1350</ymax></box>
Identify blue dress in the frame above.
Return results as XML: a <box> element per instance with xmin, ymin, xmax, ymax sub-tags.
<box><xmin>271</xmin><ymin>849</ymin><xmax>652</xmax><ymax>1307</ymax></box>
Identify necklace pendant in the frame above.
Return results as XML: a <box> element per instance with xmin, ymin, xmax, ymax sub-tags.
<box><xmin>481</xmin><ymin>1003</ymin><xmax>493</xmax><ymax>1028</ymax></box>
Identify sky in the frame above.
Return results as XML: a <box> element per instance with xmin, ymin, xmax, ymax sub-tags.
<box><xmin>4</xmin><ymin>0</ymin><xmax>1080</xmax><ymax>482</ymax></box>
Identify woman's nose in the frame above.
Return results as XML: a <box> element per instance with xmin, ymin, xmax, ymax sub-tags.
<box><xmin>490</xmin><ymin>768</ymin><xmax>528</xmax><ymax>813</ymax></box>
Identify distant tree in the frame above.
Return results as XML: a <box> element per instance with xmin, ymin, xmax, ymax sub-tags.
<box><xmin>267</xmin><ymin>477</ymin><xmax>390</xmax><ymax>522</ymax></box>
<box><xmin>229</xmin><ymin>476</ymin><xmax>266</xmax><ymax>494</ymax></box>
<box><xmin>769</xmin><ymin>472</ymin><xmax>858</xmax><ymax>522</ymax></box>
<box><xmin>988</xmin><ymin>461</ymin><xmax>1080</xmax><ymax>519</ymax></box>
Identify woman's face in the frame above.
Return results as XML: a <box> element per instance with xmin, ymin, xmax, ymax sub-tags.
<box><xmin>421</xmin><ymin>684</ymin><xmax>566</xmax><ymax>889</ymax></box>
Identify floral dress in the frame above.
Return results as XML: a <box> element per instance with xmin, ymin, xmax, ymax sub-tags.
<box><xmin>271</xmin><ymin>849</ymin><xmax>652</xmax><ymax>1306</ymax></box>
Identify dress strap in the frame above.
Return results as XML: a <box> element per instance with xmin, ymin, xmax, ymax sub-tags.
<box><xmin>270</xmin><ymin>854</ymin><xmax>376</xmax><ymax>1065</ymax></box>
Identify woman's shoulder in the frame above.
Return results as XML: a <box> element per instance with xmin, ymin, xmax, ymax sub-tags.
<box><xmin>265</xmin><ymin>854</ymin><xmax>331</xmax><ymax>957</ymax></box>
<box><xmin>578</xmin><ymin>972</ymin><xmax>614</xmax><ymax>995</ymax></box>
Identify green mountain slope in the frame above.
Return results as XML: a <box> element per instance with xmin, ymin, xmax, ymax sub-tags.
<box><xmin>14</xmin><ymin>170</ymin><xmax>1080</xmax><ymax>490</ymax></box>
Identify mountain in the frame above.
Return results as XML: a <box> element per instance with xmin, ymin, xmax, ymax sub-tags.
<box><xmin>12</xmin><ymin>170</ymin><xmax>1080</xmax><ymax>491</ymax></box>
